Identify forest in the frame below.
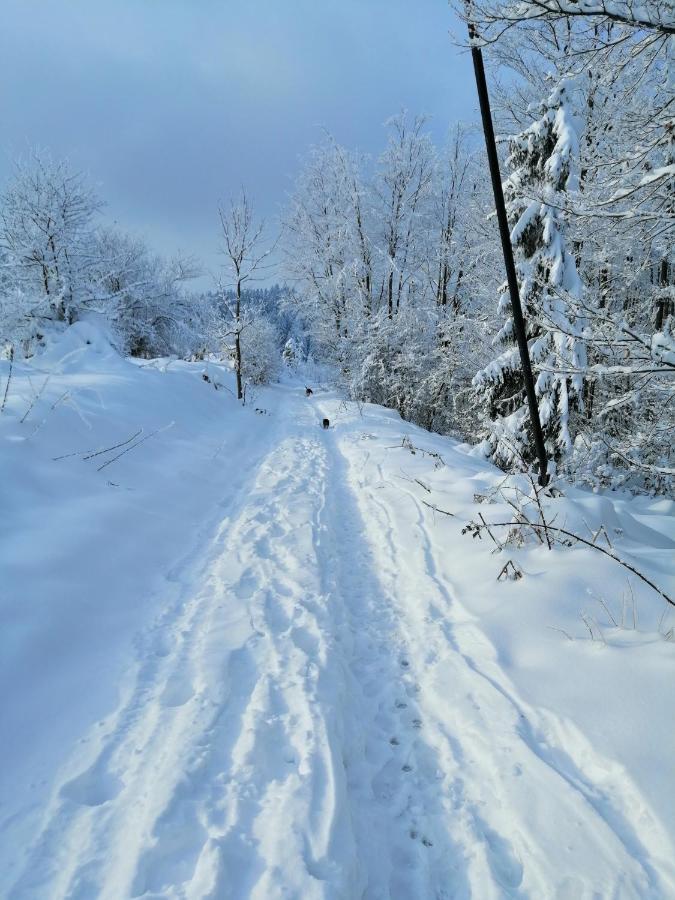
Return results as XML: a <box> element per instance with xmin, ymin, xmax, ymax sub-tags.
<box><xmin>1</xmin><ymin>2</ymin><xmax>672</xmax><ymax>494</ymax></box>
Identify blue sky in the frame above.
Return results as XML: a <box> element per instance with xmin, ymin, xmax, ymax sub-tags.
<box><xmin>0</xmin><ymin>0</ymin><xmax>478</xmax><ymax>280</ymax></box>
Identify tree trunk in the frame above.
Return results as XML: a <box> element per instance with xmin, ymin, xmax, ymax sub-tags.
<box><xmin>586</xmin><ymin>266</ymin><xmax>609</xmax><ymax>418</ymax></box>
<box><xmin>655</xmin><ymin>258</ymin><xmax>672</xmax><ymax>331</ymax></box>
<box><xmin>387</xmin><ymin>269</ymin><xmax>394</xmax><ymax>319</ymax></box>
<box><xmin>235</xmin><ymin>277</ymin><xmax>243</xmax><ymax>401</ymax></box>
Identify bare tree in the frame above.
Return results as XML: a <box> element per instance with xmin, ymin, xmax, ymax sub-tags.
<box><xmin>218</xmin><ymin>190</ymin><xmax>274</xmax><ymax>401</ymax></box>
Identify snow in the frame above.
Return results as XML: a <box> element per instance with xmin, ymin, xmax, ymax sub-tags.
<box><xmin>1</xmin><ymin>325</ymin><xmax>674</xmax><ymax>898</ymax></box>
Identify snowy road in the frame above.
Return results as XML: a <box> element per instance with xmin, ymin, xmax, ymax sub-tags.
<box><xmin>4</xmin><ymin>371</ymin><xmax>675</xmax><ymax>899</ymax></box>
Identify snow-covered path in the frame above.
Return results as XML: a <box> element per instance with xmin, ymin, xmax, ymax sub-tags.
<box><xmin>4</xmin><ymin>367</ymin><xmax>675</xmax><ymax>899</ymax></box>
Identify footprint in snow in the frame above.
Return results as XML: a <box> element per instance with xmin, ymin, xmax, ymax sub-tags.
<box><xmin>160</xmin><ymin>677</ymin><xmax>195</xmax><ymax>708</ymax></box>
<box><xmin>153</xmin><ymin>632</ymin><xmax>174</xmax><ymax>658</ymax></box>
<box><xmin>60</xmin><ymin>766</ymin><xmax>122</xmax><ymax>807</ymax></box>
<box><xmin>233</xmin><ymin>572</ymin><xmax>258</xmax><ymax>600</ymax></box>
<box><xmin>165</xmin><ymin>565</ymin><xmax>182</xmax><ymax>583</ymax></box>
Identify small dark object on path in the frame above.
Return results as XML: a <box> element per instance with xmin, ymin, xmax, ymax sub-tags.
<box><xmin>322</xmin><ymin>418</ymin><xmax>330</xmax><ymax>429</ymax></box>
<box><xmin>305</xmin><ymin>387</ymin><xmax>313</xmax><ymax>396</ymax></box>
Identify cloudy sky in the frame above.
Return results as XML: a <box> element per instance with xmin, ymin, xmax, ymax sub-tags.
<box><xmin>0</xmin><ymin>0</ymin><xmax>478</xmax><ymax>282</ymax></box>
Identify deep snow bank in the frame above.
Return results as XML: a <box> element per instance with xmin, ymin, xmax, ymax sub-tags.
<box><xmin>0</xmin><ymin>324</ymin><xmax>271</xmax><ymax>883</ymax></box>
<box><xmin>322</xmin><ymin>395</ymin><xmax>675</xmax><ymax>847</ymax></box>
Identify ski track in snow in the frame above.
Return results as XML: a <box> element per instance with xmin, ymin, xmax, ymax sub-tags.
<box><xmin>8</xmin><ymin>386</ymin><xmax>674</xmax><ymax>900</ymax></box>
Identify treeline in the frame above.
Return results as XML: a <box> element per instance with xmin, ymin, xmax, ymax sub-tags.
<box><xmin>1</xmin><ymin>1</ymin><xmax>672</xmax><ymax>494</ymax></box>
<box><xmin>0</xmin><ymin>150</ymin><xmax>214</xmax><ymax>358</ymax></box>
<box><xmin>282</xmin><ymin>119</ymin><xmax>497</xmax><ymax>442</ymax></box>
<box><xmin>0</xmin><ymin>154</ymin><xmax>298</xmax><ymax>385</ymax></box>
<box><xmin>282</xmin><ymin>6</ymin><xmax>674</xmax><ymax>493</ymax></box>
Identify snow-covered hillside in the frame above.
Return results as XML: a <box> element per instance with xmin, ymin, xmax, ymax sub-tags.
<box><xmin>1</xmin><ymin>326</ymin><xmax>674</xmax><ymax>899</ymax></box>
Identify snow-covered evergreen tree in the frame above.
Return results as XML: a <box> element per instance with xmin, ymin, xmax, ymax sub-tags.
<box><xmin>474</xmin><ymin>79</ymin><xmax>587</xmax><ymax>469</ymax></box>
<box><xmin>282</xmin><ymin>336</ymin><xmax>299</xmax><ymax>368</ymax></box>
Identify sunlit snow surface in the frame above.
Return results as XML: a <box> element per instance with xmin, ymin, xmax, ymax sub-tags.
<box><xmin>1</xmin><ymin>324</ymin><xmax>674</xmax><ymax>899</ymax></box>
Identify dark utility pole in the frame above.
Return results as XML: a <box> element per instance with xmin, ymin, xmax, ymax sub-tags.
<box><xmin>467</xmin><ymin>20</ymin><xmax>550</xmax><ymax>486</ymax></box>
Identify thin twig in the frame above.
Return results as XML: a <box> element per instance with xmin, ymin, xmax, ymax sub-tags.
<box><xmin>658</xmin><ymin>604</ymin><xmax>670</xmax><ymax>633</ymax></box>
<box><xmin>527</xmin><ymin>474</ymin><xmax>552</xmax><ymax>550</ymax></box>
<box><xmin>395</xmin><ymin>471</ymin><xmax>432</xmax><ymax>493</ymax></box>
<box><xmin>497</xmin><ymin>560</ymin><xmax>522</xmax><ymax>581</ymax></box>
<box><xmin>592</xmin><ymin>525</ymin><xmax>613</xmax><ymax>549</ymax></box>
<box><xmin>478</xmin><ymin>512</ymin><xmax>503</xmax><ymax>550</ymax></box>
<box><xmin>547</xmin><ymin>625</ymin><xmax>573</xmax><ymax>640</ymax></box>
<box><xmin>421</xmin><ymin>499</ymin><xmax>456</xmax><ymax>518</ymax></box>
<box><xmin>97</xmin><ymin>422</ymin><xmax>174</xmax><ymax>471</ymax></box>
<box><xmin>502</xmin><ymin>495</ymin><xmax>545</xmax><ymax>545</ymax></box>
<box><xmin>596</xmin><ymin>596</ymin><xmax>618</xmax><ymax>627</ymax></box>
<box><xmin>28</xmin><ymin>391</ymin><xmax>70</xmax><ymax>439</ymax></box>
<box><xmin>1</xmin><ymin>346</ymin><xmax>14</xmax><ymax>413</ymax></box>
<box><xmin>476</xmin><ymin>520</ymin><xmax>674</xmax><ymax>607</ymax></box>
<box><xmin>83</xmin><ymin>429</ymin><xmax>144</xmax><ymax>461</ymax></box>
<box><xmin>20</xmin><ymin>374</ymin><xmax>51</xmax><ymax>423</ymax></box>
<box><xmin>53</xmin><ymin>444</ymin><xmax>99</xmax><ymax>461</ymax></box>
<box><xmin>628</xmin><ymin>580</ymin><xmax>637</xmax><ymax>629</ymax></box>
<box><xmin>581</xmin><ymin>614</ymin><xmax>596</xmax><ymax>641</ymax></box>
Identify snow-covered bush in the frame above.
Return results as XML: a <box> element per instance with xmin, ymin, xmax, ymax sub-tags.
<box><xmin>240</xmin><ymin>317</ymin><xmax>281</xmax><ymax>386</ymax></box>
<box><xmin>0</xmin><ymin>286</ymin><xmax>55</xmax><ymax>352</ymax></box>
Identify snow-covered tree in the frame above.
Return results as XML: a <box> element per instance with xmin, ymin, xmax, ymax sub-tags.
<box><xmin>474</xmin><ymin>79</ymin><xmax>587</xmax><ymax>469</ymax></box>
<box><xmin>218</xmin><ymin>190</ymin><xmax>275</xmax><ymax>400</ymax></box>
<box><xmin>374</xmin><ymin>113</ymin><xmax>435</xmax><ymax>319</ymax></box>
<box><xmin>0</xmin><ymin>150</ymin><xmax>102</xmax><ymax>326</ymax></box>
<box><xmin>282</xmin><ymin>336</ymin><xmax>300</xmax><ymax>368</ymax></box>
<box><xmin>460</xmin><ymin>1</ymin><xmax>675</xmax><ymax>37</ymax></box>
<box><xmin>283</xmin><ymin>140</ymin><xmax>355</xmax><ymax>359</ymax></box>
<box><xmin>283</xmin><ymin>118</ymin><xmax>496</xmax><ymax>439</ymax></box>
<box><xmin>467</xmin><ymin>3</ymin><xmax>674</xmax><ymax>489</ymax></box>
<box><xmin>0</xmin><ymin>152</ymin><xmax>207</xmax><ymax>359</ymax></box>
<box><xmin>81</xmin><ymin>227</ymin><xmax>202</xmax><ymax>357</ymax></box>
<box><xmin>240</xmin><ymin>316</ymin><xmax>281</xmax><ymax>387</ymax></box>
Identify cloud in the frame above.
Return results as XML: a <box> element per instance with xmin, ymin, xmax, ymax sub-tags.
<box><xmin>0</xmin><ymin>0</ymin><xmax>476</xmax><ymax>283</ymax></box>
